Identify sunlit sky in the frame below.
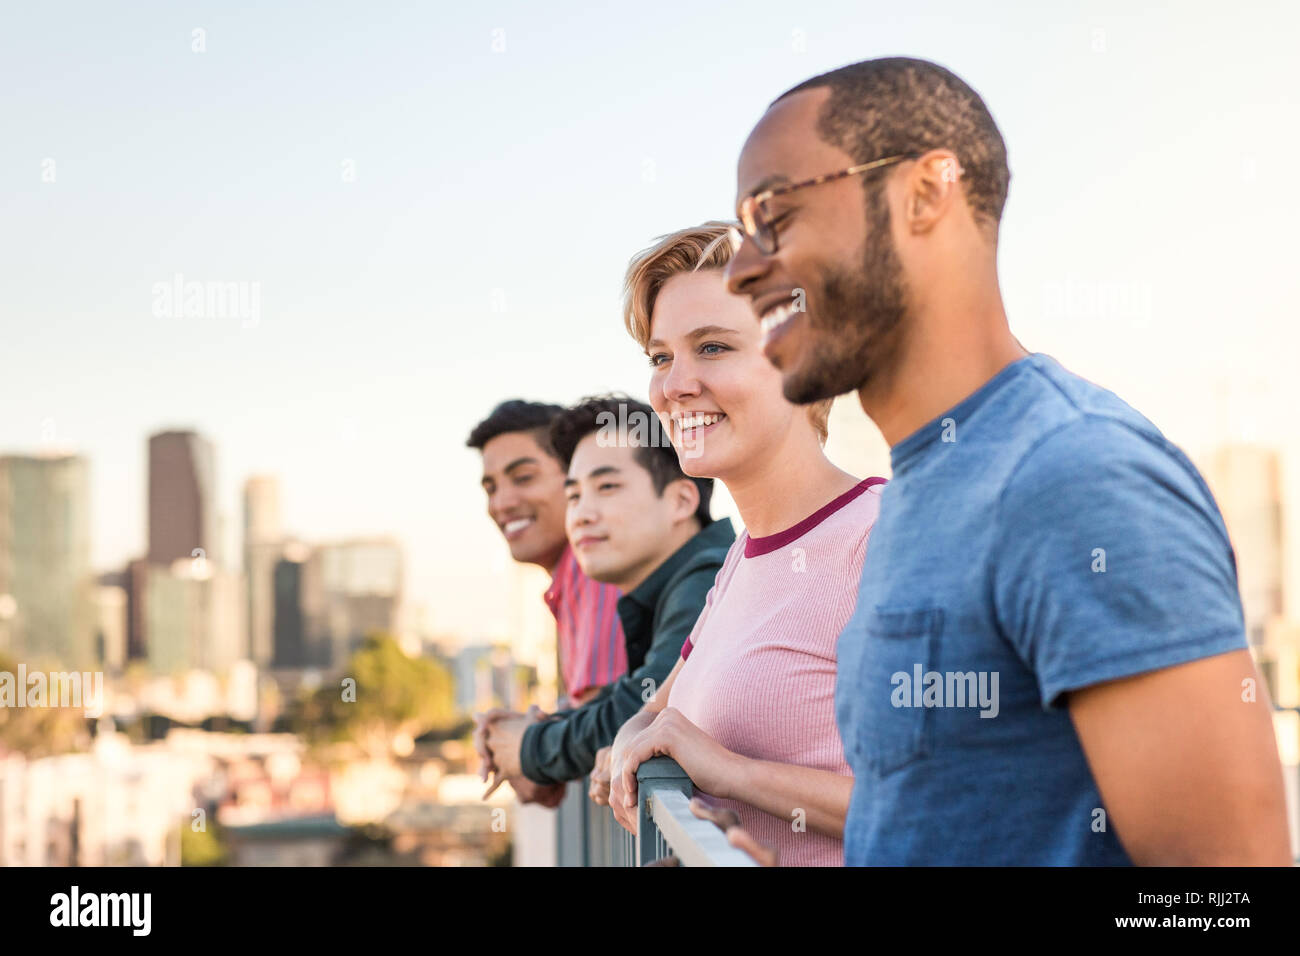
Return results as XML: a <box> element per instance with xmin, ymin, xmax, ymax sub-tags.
<box><xmin>4</xmin><ymin>0</ymin><xmax>1299</xmax><ymax>641</ymax></box>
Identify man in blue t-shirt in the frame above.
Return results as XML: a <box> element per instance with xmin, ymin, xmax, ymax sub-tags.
<box><xmin>722</xmin><ymin>56</ymin><xmax>1291</xmax><ymax>864</ymax></box>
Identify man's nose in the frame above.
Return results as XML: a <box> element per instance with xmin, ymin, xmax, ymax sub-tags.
<box><xmin>724</xmin><ymin>232</ymin><xmax>768</xmax><ymax>296</ymax></box>
<box><xmin>568</xmin><ymin>494</ymin><xmax>597</xmax><ymax>531</ymax></box>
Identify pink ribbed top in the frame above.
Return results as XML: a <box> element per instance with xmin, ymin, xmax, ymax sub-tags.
<box><xmin>668</xmin><ymin>477</ymin><xmax>886</xmax><ymax>867</ymax></box>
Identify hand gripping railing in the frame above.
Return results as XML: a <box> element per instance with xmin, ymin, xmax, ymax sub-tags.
<box><xmin>633</xmin><ymin>756</ymin><xmax>758</xmax><ymax>867</ymax></box>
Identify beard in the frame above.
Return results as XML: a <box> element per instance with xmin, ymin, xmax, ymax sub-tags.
<box><xmin>781</xmin><ymin>189</ymin><xmax>910</xmax><ymax>406</ymax></box>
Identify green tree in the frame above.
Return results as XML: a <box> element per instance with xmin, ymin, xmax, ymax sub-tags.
<box><xmin>294</xmin><ymin>633</ymin><xmax>456</xmax><ymax>761</ymax></box>
<box><xmin>181</xmin><ymin>818</ymin><xmax>229</xmax><ymax>866</ymax></box>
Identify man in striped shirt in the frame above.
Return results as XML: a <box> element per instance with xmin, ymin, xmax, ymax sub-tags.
<box><xmin>468</xmin><ymin>400</ymin><xmax>628</xmax><ymax>799</ymax></box>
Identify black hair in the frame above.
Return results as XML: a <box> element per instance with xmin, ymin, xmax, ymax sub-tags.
<box><xmin>549</xmin><ymin>394</ymin><xmax>713</xmax><ymax>529</ymax></box>
<box><xmin>466</xmin><ymin>399</ymin><xmax>566</xmax><ymax>458</ymax></box>
<box><xmin>777</xmin><ymin>57</ymin><xmax>1010</xmax><ymax>235</ymax></box>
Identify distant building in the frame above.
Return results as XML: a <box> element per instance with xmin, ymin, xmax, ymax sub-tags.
<box><xmin>451</xmin><ymin>644</ymin><xmax>530</xmax><ymax>715</ymax></box>
<box><xmin>264</xmin><ymin>536</ymin><xmax>405</xmax><ymax>675</ymax></box>
<box><xmin>0</xmin><ymin>730</ymin><xmax>205</xmax><ymax>866</ymax></box>
<box><xmin>505</xmin><ymin>560</ymin><xmax>557</xmax><ymax>708</ymax></box>
<box><xmin>130</xmin><ymin>429</ymin><xmax>241</xmax><ymax>674</ymax></box>
<box><xmin>94</xmin><ymin>584</ymin><xmax>128</xmax><ymax>673</ymax></box>
<box><xmin>148</xmin><ymin>430</ymin><xmax>218</xmax><ymax>568</ymax></box>
<box><xmin>452</xmin><ymin>645</ymin><xmax>492</xmax><ymax>714</ymax></box>
<box><xmin>300</xmin><ymin>538</ymin><xmax>403</xmax><ymax>669</ymax></box>
<box><xmin>124</xmin><ymin>557</ymin><xmax>151</xmax><ymax>661</ymax></box>
<box><xmin>272</xmin><ymin>551</ymin><xmax>308</xmax><ymax>668</ymax></box>
<box><xmin>1202</xmin><ymin>444</ymin><xmax>1285</xmax><ymax>648</ymax></box>
<box><xmin>243</xmin><ymin>477</ymin><xmax>282</xmax><ymax>667</ymax></box>
<box><xmin>0</xmin><ymin>454</ymin><xmax>96</xmax><ymax>669</ymax></box>
<box><xmin>145</xmin><ymin>560</ymin><xmax>245</xmax><ymax>676</ymax></box>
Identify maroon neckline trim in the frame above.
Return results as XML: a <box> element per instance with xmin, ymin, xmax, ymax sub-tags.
<box><xmin>743</xmin><ymin>477</ymin><xmax>887</xmax><ymax>557</ymax></box>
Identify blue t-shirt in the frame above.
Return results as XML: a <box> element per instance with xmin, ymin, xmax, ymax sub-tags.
<box><xmin>836</xmin><ymin>352</ymin><xmax>1247</xmax><ymax>865</ymax></box>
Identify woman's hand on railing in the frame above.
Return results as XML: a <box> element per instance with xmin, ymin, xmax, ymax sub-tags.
<box><xmin>589</xmin><ymin>746</ymin><xmax>612</xmax><ymax>805</ymax></box>
<box><xmin>608</xmin><ymin>708</ymin><xmax>658</xmax><ymax>832</ymax></box>
<box><xmin>617</xmin><ymin>707</ymin><xmax>741</xmax><ymax>809</ymax></box>
<box><xmin>609</xmin><ymin>757</ymin><xmax>637</xmax><ymax>834</ymax></box>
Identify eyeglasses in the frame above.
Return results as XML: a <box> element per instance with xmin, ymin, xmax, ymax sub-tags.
<box><xmin>735</xmin><ymin>154</ymin><xmax>916</xmax><ymax>255</ymax></box>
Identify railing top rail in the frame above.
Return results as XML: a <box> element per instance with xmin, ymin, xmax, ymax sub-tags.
<box><xmin>646</xmin><ymin>788</ymin><xmax>759</xmax><ymax>867</ymax></box>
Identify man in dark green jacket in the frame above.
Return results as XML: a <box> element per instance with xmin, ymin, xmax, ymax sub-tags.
<box><xmin>483</xmin><ymin>396</ymin><xmax>734</xmax><ymax>787</ymax></box>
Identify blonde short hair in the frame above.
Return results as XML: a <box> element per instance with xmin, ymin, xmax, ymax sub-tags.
<box><xmin>622</xmin><ymin>221</ymin><xmax>832</xmax><ymax>444</ymax></box>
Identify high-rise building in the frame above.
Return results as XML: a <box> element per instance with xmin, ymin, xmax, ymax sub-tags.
<box><xmin>94</xmin><ymin>582</ymin><xmax>128</xmax><ymax>673</ymax></box>
<box><xmin>124</xmin><ymin>558</ymin><xmax>150</xmax><ymax>661</ymax></box>
<box><xmin>1202</xmin><ymin>444</ymin><xmax>1285</xmax><ymax>648</ymax></box>
<box><xmin>144</xmin><ymin>565</ymin><xmax>201</xmax><ymax>675</ymax></box>
<box><xmin>148</xmin><ymin>430</ymin><xmax>217</xmax><ymax>568</ymax></box>
<box><xmin>272</xmin><ymin>549</ymin><xmax>307</xmax><ymax>669</ymax></box>
<box><xmin>0</xmin><ymin>454</ymin><xmax>96</xmax><ymax>669</ymax></box>
<box><xmin>243</xmin><ymin>476</ymin><xmax>282</xmax><ymax>667</ymax></box>
<box><xmin>136</xmin><ymin>429</ymin><xmax>239</xmax><ymax>674</ymax></box>
<box><xmin>243</xmin><ymin>476</ymin><xmax>281</xmax><ymax>545</ymax></box>
<box><xmin>300</xmin><ymin>538</ymin><xmax>403</xmax><ymax>669</ymax></box>
<box><xmin>144</xmin><ymin>559</ymin><xmax>245</xmax><ymax>676</ymax></box>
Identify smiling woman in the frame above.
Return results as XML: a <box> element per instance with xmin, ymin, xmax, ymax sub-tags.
<box><xmin>623</xmin><ymin>222</ymin><xmax>833</xmax><ymax>449</ymax></box>
<box><xmin>602</xmin><ymin>221</ymin><xmax>887</xmax><ymax>866</ymax></box>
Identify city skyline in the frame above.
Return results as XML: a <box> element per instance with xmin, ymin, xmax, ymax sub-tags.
<box><xmin>3</xmin><ymin>408</ymin><xmax>1297</xmax><ymax>652</ymax></box>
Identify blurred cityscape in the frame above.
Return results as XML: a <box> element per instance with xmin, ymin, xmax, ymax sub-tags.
<box><xmin>0</xmin><ymin>427</ymin><xmax>562</xmax><ymax>866</ymax></box>
<box><xmin>0</xmin><ymin>400</ymin><xmax>1297</xmax><ymax>865</ymax></box>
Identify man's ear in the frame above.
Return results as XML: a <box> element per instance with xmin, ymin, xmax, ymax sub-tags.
<box><xmin>670</xmin><ymin>478</ymin><xmax>701</xmax><ymax>525</ymax></box>
<box><xmin>902</xmin><ymin>149</ymin><xmax>963</xmax><ymax>235</ymax></box>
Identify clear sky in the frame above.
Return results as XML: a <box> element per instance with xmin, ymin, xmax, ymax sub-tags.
<box><xmin>3</xmin><ymin>0</ymin><xmax>1299</xmax><ymax>641</ymax></box>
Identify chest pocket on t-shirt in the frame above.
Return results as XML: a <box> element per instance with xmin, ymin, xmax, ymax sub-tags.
<box><xmin>853</xmin><ymin>605</ymin><xmax>944</xmax><ymax>777</ymax></box>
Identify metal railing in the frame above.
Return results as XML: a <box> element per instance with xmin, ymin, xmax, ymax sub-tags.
<box><xmin>555</xmin><ymin>775</ymin><xmax>633</xmax><ymax>867</ymax></box>
<box><xmin>555</xmin><ymin>756</ymin><xmax>756</xmax><ymax>866</ymax></box>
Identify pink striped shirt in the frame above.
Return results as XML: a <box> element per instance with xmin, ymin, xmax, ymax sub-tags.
<box><xmin>543</xmin><ymin>544</ymin><xmax>628</xmax><ymax>702</ymax></box>
<box><xmin>670</xmin><ymin>477</ymin><xmax>886</xmax><ymax>866</ymax></box>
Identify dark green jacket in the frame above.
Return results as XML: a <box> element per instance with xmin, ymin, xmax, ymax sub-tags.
<box><xmin>519</xmin><ymin>517</ymin><xmax>735</xmax><ymax>785</ymax></box>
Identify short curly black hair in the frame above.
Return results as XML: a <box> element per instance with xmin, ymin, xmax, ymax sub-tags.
<box><xmin>777</xmin><ymin>57</ymin><xmax>1010</xmax><ymax>236</ymax></box>
<box><xmin>550</xmin><ymin>394</ymin><xmax>713</xmax><ymax>529</ymax></box>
